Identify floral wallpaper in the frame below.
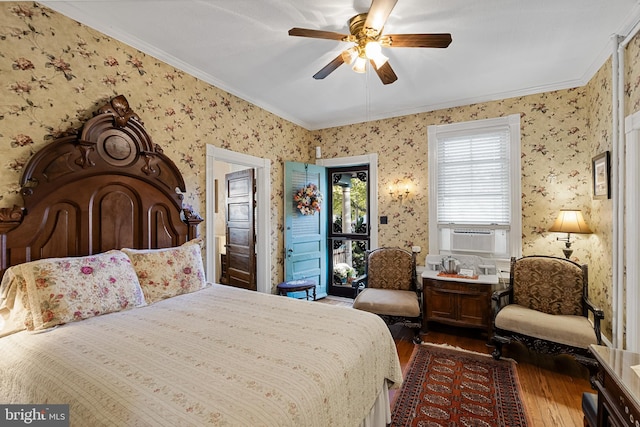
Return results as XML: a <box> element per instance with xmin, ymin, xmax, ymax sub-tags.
<box><xmin>0</xmin><ymin>2</ymin><xmax>632</xmax><ymax>340</ymax></box>
<box><xmin>314</xmin><ymin>89</ymin><xmax>593</xmax><ymax>258</ymax></box>
<box><xmin>313</xmin><ymin>84</ymin><xmax>615</xmax><ymax>337</ymax></box>
<box><xmin>586</xmin><ymin>59</ymin><xmax>614</xmax><ymax>339</ymax></box>
<box><xmin>625</xmin><ymin>32</ymin><xmax>640</xmax><ymax>113</ymax></box>
<box><xmin>0</xmin><ymin>2</ymin><xmax>311</xmax><ymax>293</ymax></box>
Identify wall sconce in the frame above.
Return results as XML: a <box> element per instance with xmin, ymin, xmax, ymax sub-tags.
<box><xmin>548</xmin><ymin>209</ymin><xmax>592</xmax><ymax>258</ymax></box>
<box><xmin>389</xmin><ymin>185</ymin><xmax>410</xmax><ymax>203</ymax></box>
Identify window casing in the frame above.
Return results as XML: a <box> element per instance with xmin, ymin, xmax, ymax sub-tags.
<box><xmin>427</xmin><ymin>114</ymin><xmax>522</xmax><ymax>260</ymax></box>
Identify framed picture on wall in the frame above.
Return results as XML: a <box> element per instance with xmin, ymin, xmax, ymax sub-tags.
<box><xmin>592</xmin><ymin>151</ymin><xmax>610</xmax><ymax>199</ymax></box>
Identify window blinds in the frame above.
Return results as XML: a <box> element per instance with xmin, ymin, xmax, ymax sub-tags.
<box><xmin>437</xmin><ymin>127</ymin><xmax>511</xmax><ymax>225</ymax></box>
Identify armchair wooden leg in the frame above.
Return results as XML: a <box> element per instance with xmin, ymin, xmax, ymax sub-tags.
<box><xmin>574</xmin><ymin>355</ymin><xmax>600</xmax><ymax>389</ymax></box>
<box><xmin>412</xmin><ymin>328</ymin><xmax>422</xmax><ymax>344</ymax></box>
<box><xmin>491</xmin><ymin>345</ymin><xmax>502</xmax><ymax>360</ymax></box>
<box><xmin>491</xmin><ymin>336</ymin><xmax>509</xmax><ymax>360</ymax></box>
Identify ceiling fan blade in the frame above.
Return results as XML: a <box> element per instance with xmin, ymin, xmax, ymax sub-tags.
<box><xmin>313</xmin><ymin>55</ymin><xmax>345</xmax><ymax>80</ymax></box>
<box><xmin>385</xmin><ymin>33</ymin><xmax>452</xmax><ymax>48</ymax></box>
<box><xmin>288</xmin><ymin>28</ymin><xmax>348</xmax><ymax>41</ymax></box>
<box><xmin>371</xmin><ymin>60</ymin><xmax>397</xmax><ymax>85</ymax></box>
<box><xmin>364</xmin><ymin>0</ymin><xmax>398</xmax><ymax>35</ymax></box>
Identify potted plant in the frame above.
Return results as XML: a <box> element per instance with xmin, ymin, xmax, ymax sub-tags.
<box><xmin>333</xmin><ymin>263</ymin><xmax>356</xmax><ymax>284</ymax></box>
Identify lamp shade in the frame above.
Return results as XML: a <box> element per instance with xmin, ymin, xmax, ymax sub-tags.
<box><xmin>352</xmin><ymin>56</ymin><xmax>367</xmax><ymax>73</ymax></box>
<box><xmin>341</xmin><ymin>46</ymin><xmax>358</xmax><ymax>65</ymax></box>
<box><xmin>548</xmin><ymin>210</ymin><xmax>592</xmax><ymax>234</ymax></box>
<box><xmin>364</xmin><ymin>41</ymin><xmax>388</xmax><ymax>69</ymax></box>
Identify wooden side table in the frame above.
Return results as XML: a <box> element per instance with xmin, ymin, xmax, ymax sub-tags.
<box><xmin>277</xmin><ymin>279</ymin><xmax>316</xmax><ymax>301</ymax></box>
<box><xmin>422</xmin><ymin>270</ymin><xmax>499</xmax><ymax>337</ymax></box>
<box><xmin>590</xmin><ymin>345</ymin><xmax>640</xmax><ymax>427</ymax></box>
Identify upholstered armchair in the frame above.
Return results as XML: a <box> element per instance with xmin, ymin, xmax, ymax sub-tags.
<box><xmin>491</xmin><ymin>255</ymin><xmax>604</xmax><ymax>380</ymax></box>
<box><xmin>352</xmin><ymin>248</ymin><xmax>423</xmax><ymax>343</ymax></box>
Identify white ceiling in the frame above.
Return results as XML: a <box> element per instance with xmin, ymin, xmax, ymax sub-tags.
<box><xmin>42</xmin><ymin>0</ymin><xmax>640</xmax><ymax>130</ymax></box>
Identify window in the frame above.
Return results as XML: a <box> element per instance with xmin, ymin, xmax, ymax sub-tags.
<box><xmin>427</xmin><ymin>114</ymin><xmax>521</xmax><ymax>260</ymax></box>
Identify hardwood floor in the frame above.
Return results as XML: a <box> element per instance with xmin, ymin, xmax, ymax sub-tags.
<box><xmin>319</xmin><ymin>296</ymin><xmax>593</xmax><ymax>427</ymax></box>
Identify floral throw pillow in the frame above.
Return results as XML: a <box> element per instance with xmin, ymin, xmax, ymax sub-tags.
<box><xmin>0</xmin><ymin>266</ymin><xmax>33</xmax><ymax>335</ymax></box>
<box><xmin>121</xmin><ymin>241</ymin><xmax>206</xmax><ymax>304</ymax></box>
<box><xmin>21</xmin><ymin>250</ymin><xmax>146</xmax><ymax>331</ymax></box>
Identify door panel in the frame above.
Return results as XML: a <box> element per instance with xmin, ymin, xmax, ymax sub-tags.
<box><xmin>426</xmin><ymin>289</ymin><xmax>457</xmax><ymax>320</ymax></box>
<box><xmin>225</xmin><ymin>169</ymin><xmax>256</xmax><ymax>291</ymax></box>
<box><xmin>459</xmin><ymin>294</ymin><xmax>486</xmax><ymax>325</ymax></box>
<box><xmin>284</xmin><ymin>162</ymin><xmax>327</xmax><ymax>299</ymax></box>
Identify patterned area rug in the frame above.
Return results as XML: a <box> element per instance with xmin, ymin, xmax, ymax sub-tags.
<box><xmin>391</xmin><ymin>343</ymin><xmax>530</xmax><ymax>427</ymax></box>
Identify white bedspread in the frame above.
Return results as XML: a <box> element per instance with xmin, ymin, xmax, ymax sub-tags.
<box><xmin>0</xmin><ymin>284</ymin><xmax>402</xmax><ymax>426</ymax></box>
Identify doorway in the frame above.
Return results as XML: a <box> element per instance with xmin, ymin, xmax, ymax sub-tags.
<box><xmin>206</xmin><ymin>145</ymin><xmax>271</xmax><ymax>294</ymax></box>
<box><xmin>317</xmin><ymin>153</ymin><xmax>379</xmax><ymax>298</ymax></box>
<box><xmin>222</xmin><ymin>168</ymin><xmax>256</xmax><ymax>290</ymax></box>
<box><xmin>328</xmin><ymin>165</ymin><xmax>370</xmax><ymax>297</ymax></box>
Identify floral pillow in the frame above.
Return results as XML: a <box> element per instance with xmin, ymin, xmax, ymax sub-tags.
<box><xmin>0</xmin><ymin>266</ymin><xmax>33</xmax><ymax>336</ymax></box>
<box><xmin>20</xmin><ymin>250</ymin><xmax>146</xmax><ymax>331</ymax></box>
<box><xmin>121</xmin><ymin>240</ymin><xmax>206</xmax><ymax>304</ymax></box>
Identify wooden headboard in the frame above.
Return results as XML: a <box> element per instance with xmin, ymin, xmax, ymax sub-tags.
<box><xmin>0</xmin><ymin>95</ymin><xmax>202</xmax><ymax>279</ymax></box>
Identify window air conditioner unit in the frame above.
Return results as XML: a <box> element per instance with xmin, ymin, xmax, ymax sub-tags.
<box><xmin>450</xmin><ymin>229</ymin><xmax>495</xmax><ymax>253</ymax></box>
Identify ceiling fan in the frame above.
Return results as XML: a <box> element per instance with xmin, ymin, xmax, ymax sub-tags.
<box><xmin>288</xmin><ymin>0</ymin><xmax>452</xmax><ymax>85</ymax></box>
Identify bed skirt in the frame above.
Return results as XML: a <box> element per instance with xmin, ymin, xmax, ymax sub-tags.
<box><xmin>360</xmin><ymin>380</ymin><xmax>392</xmax><ymax>427</ymax></box>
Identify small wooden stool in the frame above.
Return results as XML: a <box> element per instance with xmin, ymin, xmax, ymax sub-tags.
<box><xmin>277</xmin><ymin>279</ymin><xmax>316</xmax><ymax>301</ymax></box>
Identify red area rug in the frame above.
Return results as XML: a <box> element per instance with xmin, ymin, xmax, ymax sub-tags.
<box><xmin>391</xmin><ymin>343</ymin><xmax>530</xmax><ymax>427</ymax></box>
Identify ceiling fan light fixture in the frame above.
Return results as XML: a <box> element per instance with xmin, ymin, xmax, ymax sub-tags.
<box><xmin>288</xmin><ymin>0</ymin><xmax>452</xmax><ymax>84</ymax></box>
<box><xmin>341</xmin><ymin>46</ymin><xmax>359</xmax><ymax>65</ymax></box>
<box><xmin>364</xmin><ymin>40</ymin><xmax>381</xmax><ymax>57</ymax></box>
<box><xmin>365</xmin><ymin>41</ymin><xmax>388</xmax><ymax>68</ymax></box>
<box><xmin>352</xmin><ymin>56</ymin><xmax>367</xmax><ymax>73</ymax></box>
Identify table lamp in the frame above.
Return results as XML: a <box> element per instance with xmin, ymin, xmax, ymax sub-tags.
<box><xmin>548</xmin><ymin>209</ymin><xmax>592</xmax><ymax>258</ymax></box>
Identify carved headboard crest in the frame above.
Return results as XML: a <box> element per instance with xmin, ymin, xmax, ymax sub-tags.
<box><xmin>97</xmin><ymin>94</ymin><xmax>143</xmax><ymax>127</ymax></box>
<box><xmin>0</xmin><ymin>95</ymin><xmax>201</xmax><ymax>274</ymax></box>
<box><xmin>19</xmin><ymin>95</ymin><xmax>185</xmax><ymax>212</ymax></box>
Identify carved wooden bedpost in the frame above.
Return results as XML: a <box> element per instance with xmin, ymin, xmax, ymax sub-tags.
<box><xmin>182</xmin><ymin>209</ymin><xmax>204</xmax><ymax>241</ymax></box>
<box><xmin>0</xmin><ymin>206</ymin><xmax>24</xmax><ymax>274</ymax></box>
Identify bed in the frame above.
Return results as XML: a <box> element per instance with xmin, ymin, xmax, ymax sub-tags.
<box><xmin>0</xmin><ymin>95</ymin><xmax>402</xmax><ymax>426</ymax></box>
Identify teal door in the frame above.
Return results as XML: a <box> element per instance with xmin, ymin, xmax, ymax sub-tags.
<box><xmin>284</xmin><ymin>162</ymin><xmax>327</xmax><ymax>299</ymax></box>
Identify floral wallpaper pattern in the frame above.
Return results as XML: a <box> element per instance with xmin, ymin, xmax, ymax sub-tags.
<box><xmin>586</xmin><ymin>60</ymin><xmax>614</xmax><ymax>338</ymax></box>
<box><xmin>313</xmin><ymin>83</ymin><xmax>614</xmax><ymax>337</ymax></box>
<box><xmin>315</xmin><ymin>89</ymin><xmax>593</xmax><ymax>256</ymax></box>
<box><xmin>0</xmin><ymin>2</ymin><xmax>631</xmax><ymax>339</ymax></box>
<box><xmin>0</xmin><ymin>2</ymin><xmax>311</xmax><ymax>294</ymax></box>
